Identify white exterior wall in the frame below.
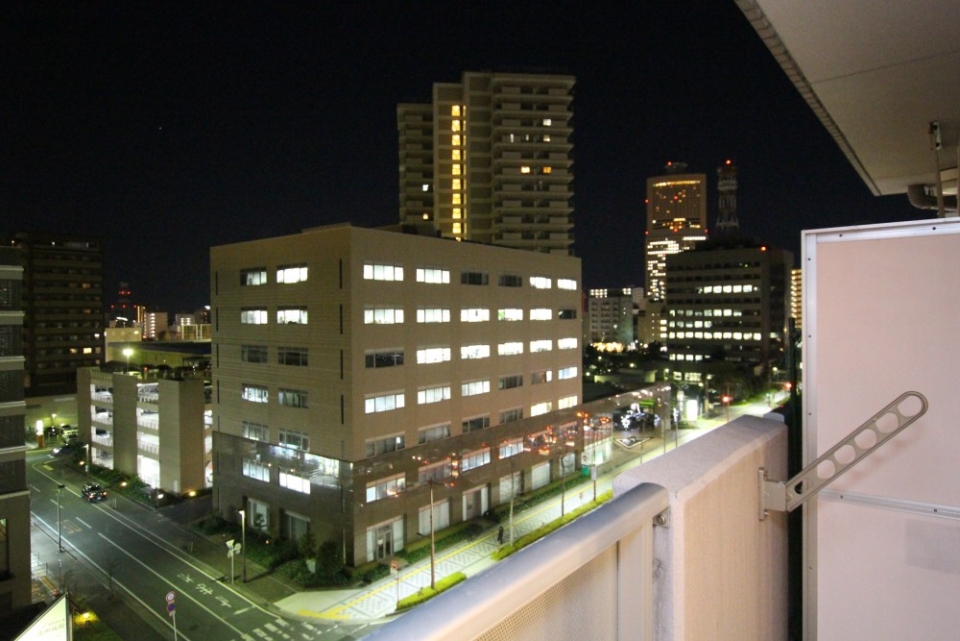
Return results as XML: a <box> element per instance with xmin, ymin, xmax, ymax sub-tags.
<box><xmin>803</xmin><ymin>218</ymin><xmax>960</xmax><ymax>640</ymax></box>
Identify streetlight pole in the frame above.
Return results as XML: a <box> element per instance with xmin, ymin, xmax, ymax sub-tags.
<box><xmin>428</xmin><ymin>481</ymin><xmax>436</xmax><ymax>590</ymax></box>
<box><xmin>239</xmin><ymin>509</ymin><xmax>247</xmax><ymax>583</ymax></box>
<box><xmin>57</xmin><ymin>484</ymin><xmax>65</xmax><ymax>552</ymax></box>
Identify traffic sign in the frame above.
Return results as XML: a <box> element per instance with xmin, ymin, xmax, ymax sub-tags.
<box><xmin>167</xmin><ymin>602</ymin><xmax>176</xmax><ymax>616</ymax></box>
<box><xmin>166</xmin><ymin>591</ymin><xmax>175</xmax><ymax>603</ymax></box>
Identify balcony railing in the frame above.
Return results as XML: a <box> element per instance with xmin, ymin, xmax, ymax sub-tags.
<box><xmin>91</xmin><ymin>433</ymin><xmax>113</xmax><ymax>448</ymax></box>
<box><xmin>367</xmin><ymin>414</ymin><xmax>789</xmax><ymax>641</ymax></box>
<box><xmin>369</xmin><ymin>481</ymin><xmax>669</xmax><ymax>641</ymax></box>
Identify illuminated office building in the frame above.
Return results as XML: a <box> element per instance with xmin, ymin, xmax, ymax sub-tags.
<box><xmin>645</xmin><ymin>163</ymin><xmax>707</xmax><ymax>301</ymax></box>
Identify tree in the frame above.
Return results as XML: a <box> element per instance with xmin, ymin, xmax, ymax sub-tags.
<box><xmin>317</xmin><ymin>540</ymin><xmax>343</xmax><ymax>576</ymax></box>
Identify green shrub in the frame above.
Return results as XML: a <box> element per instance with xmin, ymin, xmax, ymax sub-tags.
<box><xmin>492</xmin><ymin>490</ymin><xmax>613</xmax><ymax>561</ymax></box>
<box><xmin>396</xmin><ymin>572</ymin><xmax>467</xmax><ymax>610</ymax></box>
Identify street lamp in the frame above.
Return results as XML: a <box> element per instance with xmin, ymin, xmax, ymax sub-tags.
<box><xmin>57</xmin><ymin>484</ymin><xmax>65</xmax><ymax>552</ymax></box>
<box><xmin>122</xmin><ymin>347</ymin><xmax>133</xmax><ymax>372</ymax></box>
<box><xmin>238</xmin><ymin>509</ymin><xmax>247</xmax><ymax>583</ymax></box>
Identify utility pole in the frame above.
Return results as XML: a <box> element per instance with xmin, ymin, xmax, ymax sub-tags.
<box><xmin>57</xmin><ymin>484</ymin><xmax>65</xmax><ymax>552</ymax></box>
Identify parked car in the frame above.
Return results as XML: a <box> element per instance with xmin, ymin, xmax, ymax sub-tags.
<box><xmin>81</xmin><ymin>483</ymin><xmax>107</xmax><ymax>502</ymax></box>
<box><xmin>51</xmin><ymin>441</ymin><xmax>82</xmax><ymax>457</ymax></box>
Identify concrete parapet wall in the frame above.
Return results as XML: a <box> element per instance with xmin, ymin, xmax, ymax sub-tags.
<box><xmin>614</xmin><ymin>414</ymin><xmax>788</xmax><ymax>641</ymax></box>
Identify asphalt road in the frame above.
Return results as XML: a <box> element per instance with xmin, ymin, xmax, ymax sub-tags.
<box><xmin>28</xmin><ymin>452</ymin><xmax>379</xmax><ymax>641</ymax></box>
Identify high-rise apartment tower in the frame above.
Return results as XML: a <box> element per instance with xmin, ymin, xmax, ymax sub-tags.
<box><xmin>399</xmin><ymin>72</ymin><xmax>575</xmax><ymax>255</ymax></box>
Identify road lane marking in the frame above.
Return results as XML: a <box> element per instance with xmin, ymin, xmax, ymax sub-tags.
<box><xmin>98</xmin><ymin>532</ymin><xmax>250</xmax><ymax>638</ymax></box>
<box><xmin>76</xmin><ymin>517</ymin><xmax>91</xmax><ymax>529</ymax></box>
<box><xmin>30</xmin><ymin>484</ymin><xmax>41</xmax><ymax>493</ymax></box>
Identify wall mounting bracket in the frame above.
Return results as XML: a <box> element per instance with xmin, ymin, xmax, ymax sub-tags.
<box><xmin>759</xmin><ymin>391</ymin><xmax>928</xmax><ymax>520</ymax></box>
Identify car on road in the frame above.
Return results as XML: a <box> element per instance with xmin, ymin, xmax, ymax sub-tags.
<box><xmin>81</xmin><ymin>483</ymin><xmax>107</xmax><ymax>502</ymax></box>
<box><xmin>51</xmin><ymin>441</ymin><xmax>82</xmax><ymax>457</ymax></box>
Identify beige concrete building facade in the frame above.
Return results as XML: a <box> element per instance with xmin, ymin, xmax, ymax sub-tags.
<box><xmin>210</xmin><ymin>224</ymin><xmax>583</xmax><ymax>565</ymax></box>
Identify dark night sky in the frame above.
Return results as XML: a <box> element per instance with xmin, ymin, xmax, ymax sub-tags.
<box><xmin>4</xmin><ymin>1</ymin><xmax>926</xmax><ymax>313</ymax></box>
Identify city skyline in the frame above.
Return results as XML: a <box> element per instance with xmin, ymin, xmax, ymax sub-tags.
<box><xmin>5</xmin><ymin>2</ymin><xmax>928</xmax><ymax>313</ymax></box>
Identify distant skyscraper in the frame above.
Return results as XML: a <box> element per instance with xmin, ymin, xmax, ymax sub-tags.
<box><xmin>645</xmin><ymin>163</ymin><xmax>708</xmax><ymax>301</ymax></box>
<box><xmin>715</xmin><ymin>160</ymin><xmax>740</xmax><ymax>236</ymax></box>
<box><xmin>399</xmin><ymin>71</ymin><xmax>575</xmax><ymax>255</ymax></box>
<box><xmin>0</xmin><ymin>232</ymin><xmax>104</xmax><ymax>396</ymax></box>
<box><xmin>108</xmin><ymin>281</ymin><xmax>143</xmax><ymax>328</ymax></box>
<box><xmin>790</xmin><ymin>268</ymin><xmax>802</xmax><ymax>329</ymax></box>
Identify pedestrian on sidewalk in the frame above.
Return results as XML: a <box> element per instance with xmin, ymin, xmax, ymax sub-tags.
<box><xmin>497</xmin><ymin>525</ymin><xmax>504</xmax><ymax>546</ymax></box>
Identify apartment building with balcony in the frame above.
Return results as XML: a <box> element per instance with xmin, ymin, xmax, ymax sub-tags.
<box><xmin>77</xmin><ymin>366</ymin><xmax>212</xmax><ymax>495</ymax></box>
<box><xmin>211</xmin><ymin>223</ymin><xmax>583</xmax><ymax>565</ymax></box>
<box><xmin>371</xmin><ymin>2</ymin><xmax>960</xmax><ymax>639</ymax></box>
<box><xmin>0</xmin><ymin>233</ymin><xmax>104</xmax><ymax>398</ymax></box>
<box><xmin>399</xmin><ymin>71</ymin><xmax>575</xmax><ymax>255</ymax></box>
<box><xmin>0</xmin><ymin>247</ymin><xmax>30</xmax><ymax>613</ymax></box>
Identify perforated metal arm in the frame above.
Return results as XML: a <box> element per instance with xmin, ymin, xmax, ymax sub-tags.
<box><xmin>759</xmin><ymin>391</ymin><xmax>928</xmax><ymax>520</ymax></box>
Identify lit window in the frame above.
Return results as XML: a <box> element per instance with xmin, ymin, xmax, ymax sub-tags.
<box><xmin>418</xmin><ymin>386</ymin><xmax>451</xmax><ymax>405</ymax></box>
<box><xmin>452</xmin><ymin>193</ymin><xmax>461</xmax><ymax>204</ymax></box>
<box><xmin>422</xmin><ymin>184</ymin><xmax>430</xmax><ymax>192</ymax></box>
<box><xmin>276</xmin><ymin>264</ymin><xmax>308</xmax><ymax>284</ymax></box>
<box><xmin>452</xmin><ymin>135</ymin><xmax>461</xmax><ymax>146</ymax></box>
<box><xmin>452</xmin><ymin>223</ymin><xmax>462</xmax><ymax>234</ymax></box>
<box><xmin>498</xmin><ymin>308</ymin><xmax>523</xmax><ymax>321</ymax></box>
<box><xmin>530</xmin><ymin>340</ymin><xmax>552</xmax><ymax>353</ymax></box>
<box><xmin>542</xmin><ymin>166</ymin><xmax>552</xmax><ymax>174</ymax></box>
<box><xmin>416</xmin><ymin>268</ymin><xmax>451</xmax><ymax>284</ymax></box>
<box><xmin>452</xmin><ymin>178</ymin><xmax>462</xmax><ymax>190</ymax></box>
<box><xmin>461</xmin><ymin>380</ymin><xmax>491</xmax><ymax>397</ymax></box>
<box><xmin>453</xmin><ymin>208</ymin><xmax>461</xmax><ymax>219</ymax></box>
<box><xmin>557</xmin><ymin>278</ymin><xmax>577</xmax><ymax>290</ymax></box>
<box><xmin>499</xmin><ymin>439</ymin><xmax>524</xmax><ymax>459</ymax></box>
<box><xmin>461</xmin><ymin>448</ymin><xmax>491</xmax><ymax>472</ymax></box>
<box><xmin>558</xmin><ymin>395</ymin><xmax>578</xmax><ymax>410</ymax></box>
<box><xmin>451</xmin><ymin>120</ymin><xmax>461</xmax><ymax>132</ymax></box>
<box><xmin>461</xmin><ymin>308</ymin><xmax>490</xmax><ymax>322</ymax></box>
<box><xmin>461</xmin><ymin>344</ymin><xmax>490</xmax><ymax>360</ymax></box>
<box><xmin>498</xmin><ymin>342</ymin><xmax>523</xmax><ymax>356</ymax></box>
<box><xmin>241</xmin><ymin>384</ymin><xmax>268</xmax><ymax>403</ymax></box>
<box><xmin>542</xmin><ymin>118</ymin><xmax>552</xmax><ymax>126</ymax></box>
<box><xmin>279</xmin><ymin>471</ymin><xmax>311</xmax><ymax>494</ymax></box>
<box><xmin>558</xmin><ymin>366</ymin><xmax>578</xmax><ymax>380</ymax></box>
<box><xmin>530</xmin><ymin>402</ymin><xmax>553</xmax><ymax>416</ymax></box>
<box><xmin>557</xmin><ymin>337</ymin><xmax>578</xmax><ymax>350</ymax></box>
<box><xmin>277</xmin><ymin>307</ymin><xmax>308</xmax><ymax>324</ymax></box>
<box><xmin>520</xmin><ymin>166</ymin><xmax>531</xmax><ymax>174</ymax></box>
<box><xmin>452</xmin><ymin>149</ymin><xmax>461</xmax><ymax>161</ymax></box>
<box><xmin>530</xmin><ymin>308</ymin><xmax>552</xmax><ymax>321</ymax></box>
<box><xmin>529</xmin><ymin>276</ymin><xmax>552</xmax><ymax>289</ymax></box>
<box><xmin>452</xmin><ymin>164</ymin><xmax>461</xmax><ymax>175</ymax></box>
<box><xmin>417</xmin><ymin>347</ymin><xmax>451</xmax><ymax>364</ymax></box>
<box><xmin>364</xmin><ymin>308</ymin><xmax>404</xmax><ymax>324</ymax></box>
<box><xmin>241</xmin><ymin>308</ymin><xmax>268</xmax><ymax>325</ymax></box>
<box><xmin>416</xmin><ymin>308</ymin><xmax>451</xmax><ymax>323</ymax></box>
<box><xmin>242</xmin><ymin>459</ymin><xmax>270</xmax><ymax>482</ymax></box>
<box><xmin>365</xmin><ymin>392</ymin><xmax>405</xmax><ymax>414</ymax></box>
<box><xmin>364</xmin><ymin>263</ymin><xmax>404</xmax><ymax>281</ymax></box>
<box><xmin>451</xmin><ymin>105</ymin><xmax>461</xmax><ymax>117</ymax></box>
<box><xmin>366</xmin><ymin>473</ymin><xmax>406</xmax><ymax>502</ymax></box>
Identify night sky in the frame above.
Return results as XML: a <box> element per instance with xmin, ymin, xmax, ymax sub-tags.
<box><xmin>5</xmin><ymin>1</ymin><xmax>926</xmax><ymax>314</ymax></box>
